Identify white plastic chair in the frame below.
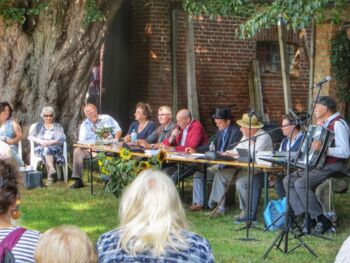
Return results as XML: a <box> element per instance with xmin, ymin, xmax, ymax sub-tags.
<box><xmin>28</xmin><ymin>124</ymin><xmax>68</xmax><ymax>183</ymax></box>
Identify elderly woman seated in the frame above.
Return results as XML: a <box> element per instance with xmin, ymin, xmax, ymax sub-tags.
<box><xmin>28</xmin><ymin>106</ymin><xmax>65</xmax><ymax>185</ymax></box>
<box><xmin>97</xmin><ymin>169</ymin><xmax>214</xmax><ymax>262</ymax></box>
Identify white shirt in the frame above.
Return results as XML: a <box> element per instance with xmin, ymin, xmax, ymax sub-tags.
<box><xmin>323</xmin><ymin>112</ymin><xmax>350</xmax><ymax>159</ymax></box>
<box><xmin>227</xmin><ymin>129</ymin><xmax>273</xmax><ymax>158</ymax></box>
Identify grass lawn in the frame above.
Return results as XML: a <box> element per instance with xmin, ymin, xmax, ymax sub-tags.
<box><xmin>19</xmin><ymin>173</ymin><xmax>349</xmax><ymax>263</ymax></box>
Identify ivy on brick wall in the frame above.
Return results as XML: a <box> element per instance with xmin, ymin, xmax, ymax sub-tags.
<box><xmin>331</xmin><ymin>30</ymin><xmax>350</xmax><ymax>102</ymax></box>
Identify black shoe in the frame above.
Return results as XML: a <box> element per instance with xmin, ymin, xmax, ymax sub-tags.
<box><xmin>314</xmin><ymin>220</ymin><xmax>332</xmax><ymax>235</ymax></box>
<box><xmin>70</xmin><ymin>179</ymin><xmax>84</xmax><ymax>189</ymax></box>
<box><xmin>302</xmin><ymin>218</ymin><xmax>317</xmax><ymax>234</ymax></box>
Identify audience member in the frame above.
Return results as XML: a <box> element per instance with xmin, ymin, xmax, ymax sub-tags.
<box><xmin>283</xmin><ymin>96</ymin><xmax>350</xmax><ymax>234</ymax></box>
<box><xmin>0</xmin><ymin>159</ymin><xmax>40</xmax><ymax>262</ymax></box>
<box><xmin>0</xmin><ymin>102</ymin><xmax>24</xmax><ymax>166</ymax></box>
<box><xmin>124</xmin><ymin>102</ymin><xmax>156</xmax><ymax>142</ymax></box>
<box><xmin>334</xmin><ymin>235</ymin><xmax>350</xmax><ymax>263</ymax></box>
<box><xmin>97</xmin><ymin>169</ymin><xmax>214</xmax><ymax>262</ymax></box>
<box><xmin>35</xmin><ymin>225</ymin><xmax>97</xmax><ymax>263</ymax></box>
<box><xmin>28</xmin><ymin>106</ymin><xmax>66</xmax><ymax>185</ymax></box>
<box><xmin>71</xmin><ymin>104</ymin><xmax>122</xmax><ymax>189</ymax></box>
<box><xmin>186</xmin><ymin>108</ymin><xmax>242</xmax><ymax>211</ymax></box>
<box><xmin>208</xmin><ymin>113</ymin><xmax>273</xmax><ymax>219</ymax></box>
<box><xmin>137</xmin><ymin>105</ymin><xmax>176</xmax><ymax>149</ymax></box>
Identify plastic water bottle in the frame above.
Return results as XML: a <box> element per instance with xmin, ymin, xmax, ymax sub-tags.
<box><xmin>131</xmin><ymin>129</ymin><xmax>137</xmax><ymax>142</ymax></box>
<box><xmin>209</xmin><ymin>141</ymin><xmax>215</xmax><ymax>152</ymax></box>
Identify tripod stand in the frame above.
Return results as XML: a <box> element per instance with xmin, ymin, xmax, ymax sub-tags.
<box><xmin>263</xmin><ymin>124</ymin><xmax>317</xmax><ymax>258</ymax></box>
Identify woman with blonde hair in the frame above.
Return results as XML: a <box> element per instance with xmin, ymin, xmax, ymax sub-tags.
<box><xmin>97</xmin><ymin>169</ymin><xmax>214</xmax><ymax>262</ymax></box>
<box><xmin>34</xmin><ymin>225</ymin><xmax>97</xmax><ymax>263</ymax></box>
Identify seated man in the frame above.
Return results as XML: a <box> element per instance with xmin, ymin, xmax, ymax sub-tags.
<box><xmin>186</xmin><ymin>108</ymin><xmax>242</xmax><ymax>211</ymax></box>
<box><xmin>270</xmin><ymin>113</ymin><xmax>304</xmax><ymax>198</ymax></box>
<box><xmin>208</xmin><ymin>113</ymin><xmax>273</xmax><ymax>219</ymax></box>
<box><xmin>162</xmin><ymin>109</ymin><xmax>208</xmax><ymax>181</ymax></box>
<box><xmin>283</xmin><ymin>96</ymin><xmax>350</xmax><ymax>234</ymax></box>
<box><xmin>137</xmin><ymin>106</ymin><xmax>177</xmax><ymax>149</ymax></box>
<box><xmin>71</xmin><ymin>104</ymin><xmax>122</xmax><ymax>189</ymax></box>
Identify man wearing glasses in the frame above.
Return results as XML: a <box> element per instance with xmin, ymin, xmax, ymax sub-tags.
<box><xmin>137</xmin><ymin>106</ymin><xmax>177</xmax><ymax>149</ymax></box>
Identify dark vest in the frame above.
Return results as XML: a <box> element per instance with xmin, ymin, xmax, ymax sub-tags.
<box><xmin>325</xmin><ymin>115</ymin><xmax>347</xmax><ymax>164</ymax></box>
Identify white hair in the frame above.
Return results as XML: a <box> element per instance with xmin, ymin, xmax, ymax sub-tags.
<box><xmin>40</xmin><ymin>106</ymin><xmax>55</xmax><ymax>118</ymax></box>
<box><xmin>117</xmin><ymin>169</ymin><xmax>189</xmax><ymax>256</ymax></box>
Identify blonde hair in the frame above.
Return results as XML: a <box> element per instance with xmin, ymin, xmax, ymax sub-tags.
<box><xmin>34</xmin><ymin>225</ymin><xmax>97</xmax><ymax>263</ymax></box>
<box><xmin>118</xmin><ymin>169</ymin><xmax>189</xmax><ymax>256</ymax></box>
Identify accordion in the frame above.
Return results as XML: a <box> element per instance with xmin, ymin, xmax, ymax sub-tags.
<box><xmin>298</xmin><ymin>125</ymin><xmax>334</xmax><ymax>169</ymax></box>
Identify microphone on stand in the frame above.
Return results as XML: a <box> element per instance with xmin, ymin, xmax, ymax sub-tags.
<box><xmin>311</xmin><ymin>76</ymin><xmax>332</xmax><ymax>89</ymax></box>
<box><xmin>248</xmin><ymin>106</ymin><xmax>263</xmax><ymax>122</ymax></box>
<box><xmin>288</xmin><ymin>109</ymin><xmax>307</xmax><ymax>132</ymax></box>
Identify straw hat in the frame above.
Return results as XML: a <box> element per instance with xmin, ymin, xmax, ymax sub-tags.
<box><xmin>236</xmin><ymin>113</ymin><xmax>264</xmax><ymax>128</ymax></box>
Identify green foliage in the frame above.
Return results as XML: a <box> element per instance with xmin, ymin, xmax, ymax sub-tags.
<box><xmin>181</xmin><ymin>0</ymin><xmax>349</xmax><ymax>38</ymax></box>
<box><xmin>95</xmin><ymin>127</ymin><xmax>114</xmax><ymax>140</ymax></box>
<box><xmin>84</xmin><ymin>0</ymin><xmax>105</xmax><ymax>24</ymax></box>
<box><xmin>331</xmin><ymin>30</ymin><xmax>350</xmax><ymax>102</ymax></box>
<box><xmin>0</xmin><ymin>0</ymin><xmax>48</xmax><ymax>25</ymax></box>
<box><xmin>97</xmin><ymin>148</ymin><xmax>165</xmax><ymax>197</ymax></box>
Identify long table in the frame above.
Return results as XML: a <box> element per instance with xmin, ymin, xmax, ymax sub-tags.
<box><xmin>74</xmin><ymin>143</ymin><xmax>283</xmax><ymax>208</ymax></box>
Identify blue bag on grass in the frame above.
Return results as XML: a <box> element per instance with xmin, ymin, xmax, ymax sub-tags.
<box><xmin>263</xmin><ymin>197</ymin><xmax>286</xmax><ymax>231</ymax></box>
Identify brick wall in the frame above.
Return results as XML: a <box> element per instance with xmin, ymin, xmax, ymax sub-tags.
<box><xmin>131</xmin><ymin>0</ymin><xmax>309</xmax><ymax>132</ymax></box>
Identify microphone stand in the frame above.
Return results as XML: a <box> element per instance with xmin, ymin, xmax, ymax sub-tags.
<box><xmin>238</xmin><ymin>111</ymin><xmax>260</xmax><ymax>241</ymax></box>
<box><xmin>263</xmin><ymin>124</ymin><xmax>317</xmax><ymax>258</ymax></box>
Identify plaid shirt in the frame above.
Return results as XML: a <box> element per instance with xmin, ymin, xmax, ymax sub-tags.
<box><xmin>97</xmin><ymin>229</ymin><xmax>214</xmax><ymax>263</ymax></box>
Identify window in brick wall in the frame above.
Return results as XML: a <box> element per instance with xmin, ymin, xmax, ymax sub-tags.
<box><xmin>257</xmin><ymin>41</ymin><xmax>299</xmax><ymax>75</ymax></box>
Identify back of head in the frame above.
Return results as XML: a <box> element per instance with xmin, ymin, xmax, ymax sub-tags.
<box><xmin>118</xmin><ymin>169</ymin><xmax>188</xmax><ymax>256</ymax></box>
<box><xmin>0</xmin><ymin>160</ymin><xmax>20</xmax><ymax>215</ymax></box>
<box><xmin>34</xmin><ymin>225</ymin><xmax>97</xmax><ymax>263</ymax></box>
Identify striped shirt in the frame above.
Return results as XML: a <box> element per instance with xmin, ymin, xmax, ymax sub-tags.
<box><xmin>0</xmin><ymin>227</ymin><xmax>40</xmax><ymax>263</ymax></box>
<box><xmin>97</xmin><ymin>229</ymin><xmax>214</xmax><ymax>263</ymax></box>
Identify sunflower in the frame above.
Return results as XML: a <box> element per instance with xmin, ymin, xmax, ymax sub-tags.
<box><xmin>157</xmin><ymin>150</ymin><xmax>167</xmax><ymax>163</ymax></box>
<box><xmin>120</xmin><ymin>147</ymin><xmax>132</xmax><ymax>160</ymax></box>
<box><xmin>101</xmin><ymin>166</ymin><xmax>109</xmax><ymax>175</ymax></box>
<box><xmin>98</xmin><ymin>160</ymin><xmax>103</xmax><ymax>167</ymax></box>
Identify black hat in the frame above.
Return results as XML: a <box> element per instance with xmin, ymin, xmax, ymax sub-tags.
<box><xmin>212</xmin><ymin>108</ymin><xmax>232</xmax><ymax>120</ymax></box>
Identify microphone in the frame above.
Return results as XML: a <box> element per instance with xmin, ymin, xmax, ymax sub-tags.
<box><xmin>248</xmin><ymin>106</ymin><xmax>263</xmax><ymax>122</ymax></box>
<box><xmin>288</xmin><ymin>109</ymin><xmax>307</xmax><ymax>131</ymax></box>
<box><xmin>312</xmin><ymin>76</ymin><xmax>332</xmax><ymax>88</ymax></box>
<box><xmin>168</xmin><ymin>126</ymin><xmax>180</xmax><ymax>144</ymax></box>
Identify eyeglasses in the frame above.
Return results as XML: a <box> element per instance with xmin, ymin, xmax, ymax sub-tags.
<box><xmin>158</xmin><ymin>113</ymin><xmax>170</xmax><ymax>117</ymax></box>
<box><xmin>44</xmin><ymin>115</ymin><xmax>53</xmax><ymax>117</ymax></box>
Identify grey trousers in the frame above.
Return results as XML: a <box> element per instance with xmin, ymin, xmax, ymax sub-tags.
<box><xmin>315</xmin><ymin>178</ymin><xmax>348</xmax><ymax>212</ymax></box>
<box><xmin>72</xmin><ymin>147</ymin><xmax>92</xmax><ymax>179</ymax></box>
<box><xmin>236</xmin><ymin>171</ymin><xmax>264</xmax><ymax>219</ymax></box>
<box><xmin>283</xmin><ymin>162</ymin><xmax>346</xmax><ymax>219</ymax></box>
<box><xmin>208</xmin><ymin>167</ymin><xmax>238</xmax><ymax>212</ymax></box>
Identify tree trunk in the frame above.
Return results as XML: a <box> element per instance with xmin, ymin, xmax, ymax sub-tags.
<box><xmin>0</xmin><ymin>0</ymin><xmax>123</xmax><ymax>158</ymax></box>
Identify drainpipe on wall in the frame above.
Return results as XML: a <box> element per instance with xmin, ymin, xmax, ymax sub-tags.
<box><xmin>171</xmin><ymin>7</ymin><xmax>178</xmax><ymax>115</ymax></box>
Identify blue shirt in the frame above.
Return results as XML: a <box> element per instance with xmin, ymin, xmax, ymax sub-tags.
<box><xmin>97</xmin><ymin>229</ymin><xmax>214</xmax><ymax>263</ymax></box>
<box><xmin>78</xmin><ymin>114</ymin><xmax>121</xmax><ymax>144</ymax></box>
<box><xmin>127</xmin><ymin>121</ymin><xmax>156</xmax><ymax>140</ymax></box>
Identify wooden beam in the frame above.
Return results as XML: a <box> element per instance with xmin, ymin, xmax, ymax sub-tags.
<box><xmin>278</xmin><ymin>17</ymin><xmax>291</xmax><ymax>113</ymax></box>
<box><xmin>186</xmin><ymin>16</ymin><xmax>199</xmax><ymax>120</ymax></box>
<box><xmin>308</xmin><ymin>19</ymin><xmax>316</xmax><ymax>109</ymax></box>
<box><xmin>299</xmin><ymin>29</ymin><xmax>310</xmax><ymax>65</ymax></box>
